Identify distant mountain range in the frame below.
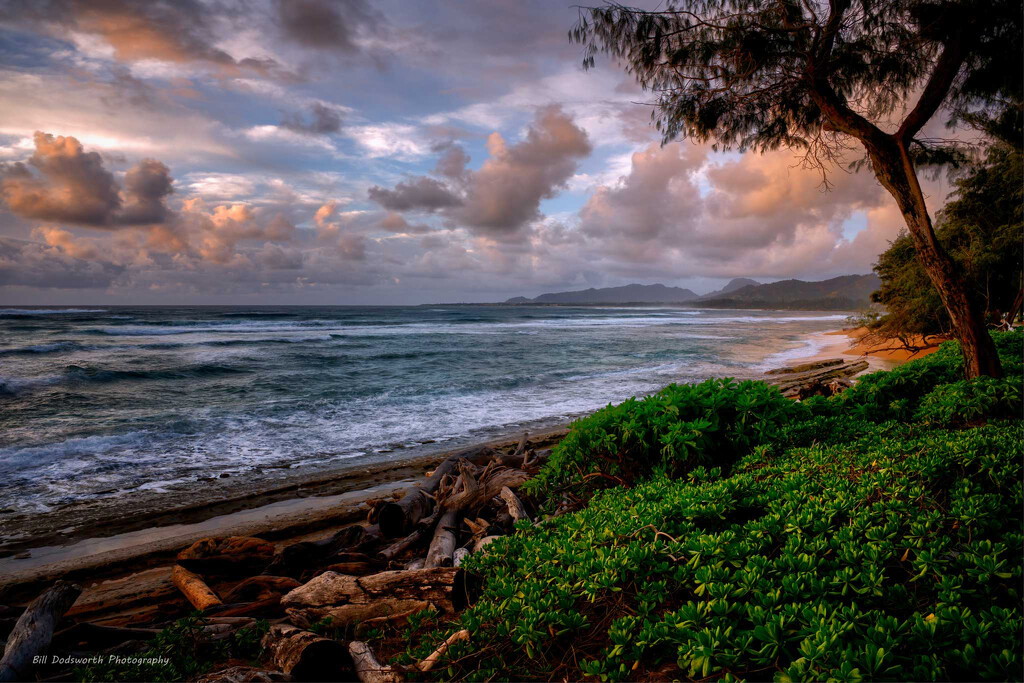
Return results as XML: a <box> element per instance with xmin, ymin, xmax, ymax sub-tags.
<box><xmin>505</xmin><ymin>283</ymin><xmax>699</xmax><ymax>305</ymax></box>
<box><xmin>503</xmin><ymin>274</ymin><xmax>880</xmax><ymax>310</ymax></box>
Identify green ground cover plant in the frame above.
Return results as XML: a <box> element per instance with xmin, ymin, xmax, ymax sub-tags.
<box><xmin>404</xmin><ymin>331</ymin><xmax>1023</xmax><ymax>682</ymax></box>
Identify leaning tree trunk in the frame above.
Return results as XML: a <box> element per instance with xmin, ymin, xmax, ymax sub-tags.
<box><xmin>870</xmin><ymin>141</ymin><xmax>1003</xmax><ymax>379</ymax></box>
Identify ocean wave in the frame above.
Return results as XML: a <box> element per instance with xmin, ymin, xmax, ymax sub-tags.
<box><xmin>0</xmin><ymin>341</ymin><xmax>84</xmax><ymax>356</ymax></box>
<box><xmin>0</xmin><ymin>308</ymin><xmax>107</xmax><ymax>316</ymax></box>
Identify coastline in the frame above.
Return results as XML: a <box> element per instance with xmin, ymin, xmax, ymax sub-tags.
<box><xmin>0</xmin><ymin>324</ymin><xmax>919</xmax><ymax>606</ymax></box>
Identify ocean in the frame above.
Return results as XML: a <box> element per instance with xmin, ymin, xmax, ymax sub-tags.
<box><xmin>0</xmin><ymin>305</ymin><xmax>848</xmax><ymax>517</ymax></box>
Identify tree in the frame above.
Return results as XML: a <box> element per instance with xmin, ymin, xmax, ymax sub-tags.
<box><xmin>571</xmin><ymin>0</ymin><xmax>1022</xmax><ymax>377</ymax></box>
<box><xmin>870</xmin><ymin>122</ymin><xmax>1023</xmax><ymax>343</ymax></box>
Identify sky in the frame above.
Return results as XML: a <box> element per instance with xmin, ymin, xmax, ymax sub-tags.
<box><xmin>0</xmin><ymin>0</ymin><xmax>955</xmax><ymax>305</ymax></box>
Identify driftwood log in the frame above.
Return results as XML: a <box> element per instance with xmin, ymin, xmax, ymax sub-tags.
<box><xmin>264</xmin><ymin>526</ymin><xmax>366</xmax><ymax>579</ymax></box>
<box><xmin>52</xmin><ymin>622</ymin><xmax>158</xmax><ymax>650</ymax></box>
<box><xmin>473</xmin><ymin>535</ymin><xmax>502</xmax><ymax>554</ymax></box>
<box><xmin>224</xmin><ymin>576</ymin><xmax>301</xmax><ymax>603</ymax></box>
<box><xmin>178</xmin><ymin>536</ymin><xmax>275</xmax><ymax>576</ymax></box>
<box><xmin>0</xmin><ymin>580</ymin><xmax>81</xmax><ymax>683</ymax></box>
<box><xmin>261</xmin><ymin>624</ymin><xmax>347</xmax><ymax>681</ymax></box>
<box><xmin>378</xmin><ymin>446</ymin><xmax>497</xmax><ymax>537</ymax></box>
<box><xmin>172</xmin><ymin>564</ymin><xmax>223</xmax><ymax>610</ymax></box>
<box><xmin>348</xmin><ymin>641</ymin><xmax>402</xmax><ymax>683</ymax></box>
<box><xmin>424</xmin><ymin>509</ymin><xmax>459</xmax><ymax>569</ymax></box>
<box><xmin>440</xmin><ymin>462</ymin><xmax>529</xmax><ymax>517</ymax></box>
<box><xmin>281</xmin><ymin>567</ymin><xmax>470</xmax><ymax>627</ymax></box>
<box><xmin>499</xmin><ymin>486</ymin><xmax>530</xmax><ymax>523</ymax></box>
<box><xmin>762</xmin><ymin>358</ymin><xmax>869</xmax><ymax>398</ymax></box>
<box><xmin>453</xmin><ymin>548</ymin><xmax>470</xmax><ymax>567</ymax></box>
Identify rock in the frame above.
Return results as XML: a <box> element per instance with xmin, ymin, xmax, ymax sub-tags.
<box><xmin>177</xmin><ymin>536</ymin><xmax>275</xmax><ymax>575</ymax></box>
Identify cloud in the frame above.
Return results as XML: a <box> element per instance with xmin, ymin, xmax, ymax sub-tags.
<box><xmin>0</xmin><ymin>237</ymin><xmax>125</xmax><ymax>289</ymax></box>
<box><xmin>0</xmin><ymin>132</ymin><xmax>174</xmax><ymax>227</ymax></box>
<box><xmin>2</xmin><ymin>0</ymin><xmax>287</xmax><ymax>77</ymax></box>
<box><xmin>280</xmin><ymin>102</ymin><xmax>343</xmax><ymax>135</ymax></box>
<box><xmin>368</xmin><ymin>176</ymin><xmax>462</xmax><ymax>212</ymax></box>
<box><xmin>370</xmin><ymin>106</ymin><xmax>592</xmax><ymax>238</ymax></box>
<box><xmin>274</xmin><ymin>0</ymin><xmax>383</xmax><ymax>53</ymax></box>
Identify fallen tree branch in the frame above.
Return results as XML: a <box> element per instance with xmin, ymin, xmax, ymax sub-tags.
<box><xmin>416</xmin><ymin>629</ymin><xmax>470</xmax><ymax>672</ymax></box>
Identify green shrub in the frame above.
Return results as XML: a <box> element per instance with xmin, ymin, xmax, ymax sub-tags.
<box><xmin>833</xmin><ymin>330</ymin><xmax>1023</xmax><ymax>422</ymax></box>
<box><xmin>916</xmin><ymin>375</ymin><xmax>1023</xmax><ymax>426</ymax></box>
<box><xmin>525</xmin><ymin>378</ymin><xmax>797</xmax><ymax>501</ymax></box>
<box><xmin>415</xmin><ymin>421</ymin><xmax>1023</xmax><ymax>682</ymax></box>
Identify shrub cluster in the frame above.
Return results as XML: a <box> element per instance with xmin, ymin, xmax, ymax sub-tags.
<box><xmin>404</xmin><ymin>331</ymin><xmax>1023</xmax><ymax>681</ymax></box>
<box><xmin>525</xmin><ymin>378</ymin><xmax>797</xmax><ymax>501</ymax></box>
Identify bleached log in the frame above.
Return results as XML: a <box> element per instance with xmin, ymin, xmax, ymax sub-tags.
<box><xmin>499</xmin><ymin>486</ymin><xmax>531</xmax><ymax>523</ymax></box>
<box><xmin>172</xmin><ymin>564</ymin><xmax>223</xmax><ymax>610</ymax></box>
<box><xmin>348</xmin><ymin>641</ymin><xmax>402</xmax><ymax>683</ymax></box>
<box><xmin>261</xmin><ymin>624</ymin><xmax>346</xmax><ymax>681</ymax></box>
<box><xmin>473</xmin><ymin>535</ymin><xmax>502</xmax><ymax>554</ymax></box>
<box><xmin>0</xmin><ymin>580</ymin><xmax>81</xmax><ymax>683</ymax></box>
<box><xmin>453</xmin><ymin>548</ymin><xmax>470</xmax><ymax>567</ymax></box>
<box><xmin>405</xmin><ymin>558</ymin><xmax>425</xmax><ymax>571</ymax></box>
<box><xmin>424</xmin><ymin>509</ymin><xmax>459</xmax><ymax>569</ymax></box>
<box><xmin>282</xmin><ymin>567</ymin><xmax>469</xmax><ymax>627</ymax></box>
<box><xmin>416</xmin><ymin>629</ymin><xmax>470</xmax><ymax>672</ymax></box>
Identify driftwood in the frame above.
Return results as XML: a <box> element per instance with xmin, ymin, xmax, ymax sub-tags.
<box><xmin>0</xmin><ymin>580</ymin><xmax>81</xmax><ymax>683</ymax></box>
<box><xmin>348</xmin><ymin>641</ymin><xmax>402</xmax><ymax>683</ymax></box>
<box><xmin>178</xmin><ymin>536</ymin><xmax>275</xmax><ymax>576</ymax></box>
<box><xmin>261</xmin><ymin>624</ymin><xmax>347</xmax><ymax>681</ymax></box>
<box><xmin>440</xmin><ymin>462</ymin><xmax>529</xmax><ymax>516</ymax></box>
<box><xmin>416</xmin><ymin>629</ymin><xmax>470</xmax><ymax>673</ymax></box>
<box><xmin>762</xmin><ymin>358</ymin><xmax>869</xmax><ymax>398</ymax></box>
<box><xmin>405</xmin><ymin>558</ymin><xmax>425</xmax><ymax>571</ymax></box>
<box><xmin>499</xmin><ymin>486</ymin><xmax>530</xmax><ymax>523</ymax></box>
<box><xmin>196</xmin><ymin>665</ymin><xmax>292</xmax><ymax>682</ymax></box>
<box><xmin>425</xmin><ymin>509</ymin><xmax>459</xmax><ymax>569</ymax></box>
<box><xmin>378</xmin><ymin>446</ymin><xmax>497</xmax><ymax>537</ymax></box>
<box><xmin>453</xmin><ymin>548</ymin><xmax>470</xmax><ymax>567</ymax></box>
<box><xmin>281</xmin><ymin>568</ymin><xmax>469</xmax><ymax>627</ymax></box>
<box><xmin>225</xmin><ymin>576</ymin><xmax>301</xmax><ymax>603</ymax></box>
<box><xmin>172</xmin><ymin>564</ymin><xmax>223</xmax><ymax>610</ymax></box>
<box><xmin>204</xmin><ymin>597</ymin><xmax>285</xmax><ymax>618</ymax></box>
<box><xmin>473</xmin><ymin>536</ymin><xmax>502</xmax><ymax>554</ymax></box>
<box><xmin>264</xmin><ymin>526</ymin><xmax>365</xmax><ymax>579</ymax></box>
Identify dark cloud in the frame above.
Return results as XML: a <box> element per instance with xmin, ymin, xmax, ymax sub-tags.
<box><xmin>280</xmin><ymin>103</ymin><xmax>343</xmax><ymax>135</ymax></box>
<box><xmin>275</xmin><ymin>0</ymin><xmax>382</xmax><ymax>53</ymax></box>
<box><xmin>0</xmin><ymin>237</ymin><xmax>125</xmax><ymax>289</ymax></box>
<box><xmin>0</xmin><ymin>132</ymin><xmax>174</xmax><ymax>228</ymax></box>
<box><xmin>368</xmin><ymin>176</ymin><xmax>462</xmax><ymax>212</ymax></box>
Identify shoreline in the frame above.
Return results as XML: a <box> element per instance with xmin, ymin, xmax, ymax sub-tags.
<box><xmin>0</xmin><ymin>325</ymin><xmax>917</xmax><ymax>602</ymax></box>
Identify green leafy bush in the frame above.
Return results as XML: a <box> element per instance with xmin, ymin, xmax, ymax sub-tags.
<box><xmin>916</xmin><ymin>376</ymin><xmax>1023</xmax><ymax>426</ymax></box>
<box><xmin>416</xmin><ymin>421</ymin><xmax>1023</xmax><ymax>682</ymax></box>
<box><xmin>525</xmin><ymin>378</ymin><xmax>797</xmax><ymax>500</ymax></box>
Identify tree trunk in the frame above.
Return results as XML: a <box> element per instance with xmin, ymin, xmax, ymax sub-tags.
<box><xmin>261</xmin><ymin>624</ymin><xmax>347</xmax><ymax>681</ymax></box>
<box><xmin>868</xmin><ymin>139</ymin><xmax>1003</xmax><ymax>378</ymax></box>
<box><xmin>424</xmin><ymin>509</ymin><xmax>459</xmax><ymax>569</ymax></box>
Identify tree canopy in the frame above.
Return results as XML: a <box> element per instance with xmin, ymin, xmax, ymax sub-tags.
<box><xmin>571</xmin><ymin>0</ymin><xmax>1023</xmax><ymax>377</ymax></box>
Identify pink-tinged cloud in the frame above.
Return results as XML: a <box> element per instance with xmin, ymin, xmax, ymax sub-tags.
<box><xmin>1</xmin><ymin>132</ymin><xmax>174</xmax><ymax>228</ymax></box>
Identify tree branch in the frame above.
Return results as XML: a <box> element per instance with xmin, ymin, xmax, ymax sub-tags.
<box><xmin>897</xmin><ymin>38</ymin><xmax>965</xmax><ymax>142</ymax></box>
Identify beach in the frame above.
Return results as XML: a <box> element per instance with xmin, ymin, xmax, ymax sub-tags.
<box><xmin>0</xmin><ymin>315</ymin><xmax>909</xmax><ymax>619</ymax></box>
